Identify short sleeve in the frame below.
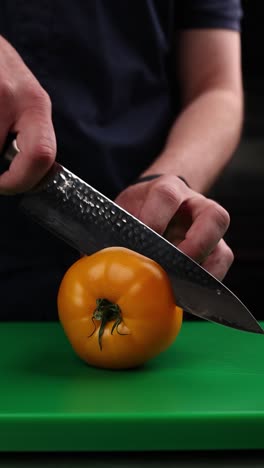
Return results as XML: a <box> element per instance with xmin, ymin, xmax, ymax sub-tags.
<box><xmin>175</xmin><ymin>0</ymin><xmax>243</xmax><ymax>31</ymax></box>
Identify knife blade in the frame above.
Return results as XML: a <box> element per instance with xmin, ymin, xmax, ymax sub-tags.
<box><xmin>1</xmin><ymin>138</ymin><xmax>263</xmax><ymax>334</ymax></box>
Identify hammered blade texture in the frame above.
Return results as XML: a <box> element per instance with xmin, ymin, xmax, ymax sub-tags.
<box><xmin>21</xmin><ymin>164</ymin><xmax>212</xmax><ymax>284</ymax></box>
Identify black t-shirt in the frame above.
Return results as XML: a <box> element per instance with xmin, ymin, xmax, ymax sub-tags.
<box><xmin>0</xmin><ymin>1</ymin><xmax>242</xmax><ymax>319</ymax></box>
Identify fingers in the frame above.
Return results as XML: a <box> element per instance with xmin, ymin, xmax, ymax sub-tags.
<box><xmin>176</xmin><ymin>198</ymin><xmax>232</xmax><ymax>279</ymax></box>
<box><xmin>0</xmin><ymin>80</ymin><xmax>15</xmax><ymax>145</ymax></box>
<box><xmin>0</xmin><ymin>102</ymin><xmax>56</xmax><ymax>194</ymax></box>
<box><xmin>177</xmin><ymin>198</ymin><xmax>230</xmax><ymax>263</ymax></box>
<box><xmin>115</xmin><ymin>174</ymin><xmax>233</xmax><ymax>280</ymax></box>
<box><xmin>137</xmin><ymin>176</ymin><xmax>186</xmax><ymax>234</ymax></box>
<box><xmin>0</xmin><ymin>37</ymin><xmax>56</xmax><ymax>194</ymax></box>
<box><xmin>201</xmin><ymin>239</ymin><xmax>234</xmax><ymax>280</ymax></box>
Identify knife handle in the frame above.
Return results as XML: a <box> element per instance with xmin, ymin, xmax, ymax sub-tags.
<box><xmin>0</xmin><ymin>133</ymin><xmax>20</xmax><ymax>174</ymax></box>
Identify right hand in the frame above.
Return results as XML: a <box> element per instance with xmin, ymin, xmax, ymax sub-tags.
<box><xmin>0</xmin><ymin>36</ymin><xmax>56</xmax><ymax>194</ymax></box>
<box><xmin>116</xmin><ymin>175</ymin><xmax>234</xmax><ymax>281</ymax></box>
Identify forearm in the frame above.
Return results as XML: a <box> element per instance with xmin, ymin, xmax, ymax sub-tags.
<box><xmin>142</xmin><ymin>87</ymin><xmax>243</xmax><ymax>193</ymax></box>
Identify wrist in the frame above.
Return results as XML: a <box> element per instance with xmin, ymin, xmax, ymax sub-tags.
<box><xmin>132</xmin><ymin>173</ymin><xmax>190</xmax><ymax>188</ymax></box>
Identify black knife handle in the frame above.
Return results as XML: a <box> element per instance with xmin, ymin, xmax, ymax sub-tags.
<box><xmin>0</xmin><ymin>133</ymin><xmax>19</xmax><ymax>174</ymax></box>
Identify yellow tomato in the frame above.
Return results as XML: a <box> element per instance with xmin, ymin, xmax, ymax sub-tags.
<box><xmin>57</xmin><ymin>247</ymin><xmax>182</xmax><ymax>369</ymax></box>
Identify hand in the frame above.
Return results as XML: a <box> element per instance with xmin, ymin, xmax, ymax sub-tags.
<box><xmin>0</xmin><ymin>36</ymin><xmax>56</xmax><ymax>194</ymax></box>
<box><xmin>115</xmin><ymin>174</ymin><xmax>234</xmax><ymax>280</ymax></box>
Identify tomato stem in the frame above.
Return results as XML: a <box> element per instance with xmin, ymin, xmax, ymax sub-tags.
<box><xmin>88</xmin><ymin>298</ymin><xmax>127</xmax><ymax>350</ymax></box>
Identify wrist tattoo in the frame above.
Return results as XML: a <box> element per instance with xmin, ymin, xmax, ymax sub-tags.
<box><xmin>132</xmin><ymin>173</ymin><xmax>190</xmax><ymax>188</ymax></box>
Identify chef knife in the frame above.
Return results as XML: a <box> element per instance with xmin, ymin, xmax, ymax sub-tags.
<box><xmin>1</xmin><ymin>137</ymin><xmax>263</xmax><ymax>334</ymax></box>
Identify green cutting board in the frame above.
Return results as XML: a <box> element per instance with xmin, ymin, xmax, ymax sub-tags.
<box><xmin>0</xmin><ymin>320</ymin><xmax>264</xmax><ymax>452</ymax></box>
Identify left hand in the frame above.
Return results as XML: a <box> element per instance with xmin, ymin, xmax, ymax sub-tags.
<box><xmin>115</xmin><ymin>174</ymin><xmax>234</xmax><ymax>281</ymax></box>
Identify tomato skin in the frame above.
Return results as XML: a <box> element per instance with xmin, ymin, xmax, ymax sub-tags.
<box><xmin>57</xmin><ymin>247</ymin><xmax>182</xmax><ymax>369</ymax></box>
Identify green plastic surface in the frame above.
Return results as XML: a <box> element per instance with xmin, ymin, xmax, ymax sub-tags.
<box><xmin>0</xmin><ymin>320</ymin><xmax>264</xmax><ymax>452</ymax></box>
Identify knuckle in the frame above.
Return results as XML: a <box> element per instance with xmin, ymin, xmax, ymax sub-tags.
<box><xmin>223</xmin><ymin>243</ymin><xmax>234</xmax><ymax>266</ymax></box>
<box><xmin>38</xmin><ymin>89</ymin><xmax>52</xmax><ymax>109</ymax></box>
<box><xmin>209</xmin><ymin>201</ymin><xmax>230</xmax><ymax>231</ymax></box>
<box><xmin>34</xmin><ymin>140</ymin><xmax>56</xmax><ymax>166</ymax></box>
<box><xmin>153</xmin><ymin>181</ymin><xmax>178</xmax><ymax>204</ymax></box>
<box><xmin>214</xmin><ymin>241</ymin><xmax>234</xmax><ymax>267</ymax></box>
<box><xmin>0</xmin><ymin>79</ymin><xmax>16</xmax><ymax>103</ymax></box>
<box><xmin>216</xmin><ymin>207</ymin><xmax>230</xmax><ymax>231</ymax></box>
<box><xmin>25</xmin><ymin>83</ymin><xmax>51</xmax><ymax>109</ymax></box>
